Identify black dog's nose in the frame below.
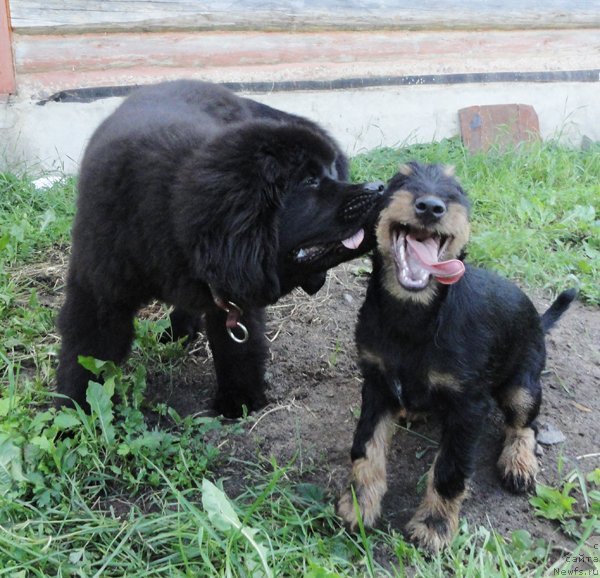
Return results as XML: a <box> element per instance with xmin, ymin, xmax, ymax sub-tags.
<box><xmin>415</xmin><ymin>195</ymin><xmax>447</xmax><ymax>221</ymax></box>
<box><xmin>364</xmin><ymin>181</ymin><xmax>385</xmax><ymax>195</ymax></box>
<box><xmin>340</xmin><ymin>182</ymin><xmax>386</xmax><ymax>223</ymax></box>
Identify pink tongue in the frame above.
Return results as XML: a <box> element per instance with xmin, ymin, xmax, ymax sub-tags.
<box><xmin>406</xmin><ymin>235</ymin><xmax>465</xmax><ymax>285</ymax></box>
<box><xmin>341</xmin><ymin>228</ymin><xmax>365</xmax><ymax>250</ymax></box>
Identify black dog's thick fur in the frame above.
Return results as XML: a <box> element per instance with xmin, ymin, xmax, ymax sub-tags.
<box><xmin>338</xmin><ymin>162</ymin><xmax>576</xmax><ymax>551</ymax></box>
<box><xmin>57</xmin><ymin>80</ymin><xmax>384</xmax><ymax>417</ymax></box>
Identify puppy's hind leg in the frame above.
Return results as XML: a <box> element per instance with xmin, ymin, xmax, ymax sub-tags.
<box><xmin>56</xmin><ymin>279</ymin><xmax>137</xmax><ymax>411</ymax></box>
<box><xmin>205</xmin><ymin>307</ymin><xmax>268</xmax><ymax>418</ymax></box>
<box><xmin>496</xmin><ymin>376</ymin><xmax>541</xmax><ymax>493</ymax></box>
<box><xmin>338</xmin><ymin>365</ymin><xmax>400</xmax><ymax>530</ymax></box>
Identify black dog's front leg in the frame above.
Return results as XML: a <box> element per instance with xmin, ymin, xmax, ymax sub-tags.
<box><xmin>205</xmin><ymin>307</ymin><xmax>268</xmax><ymax>418</ymax></box>
<box><xmin>407</xmin><ymin>392</ymin><xmax>490</xmax><ymax>552</ymax></box>
<box><xmin>338</xmin><ymin>363</ymin><xmax>400</xmax><ymax>529</ymax></box>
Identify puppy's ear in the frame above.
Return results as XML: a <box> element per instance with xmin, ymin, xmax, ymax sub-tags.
<box><xmin>397</xmin><ymin>163</ymin><xmax>414</xmax><ymax>176</ymax></box>
<box><xmin>442</xmin><ymin>164</ymin><xmax>456</xmax><ymax>177</ymax></box>
<box><xmin>386</xmin><ymin>162</ymin><xmax>417</xmax><ymax>192</ymax></box>
<box><xmin>173</xmin><ymin>152</ymin><xmax>284</xmax><ymax>308</ymax></box>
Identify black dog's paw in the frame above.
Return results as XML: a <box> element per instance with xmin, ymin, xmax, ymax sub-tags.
<box><xmin>213</xmin><ymin>390</ymin><xmax>268</xmax><ymax>419</ymax></box>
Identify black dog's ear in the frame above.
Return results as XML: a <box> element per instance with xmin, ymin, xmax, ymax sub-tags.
<box><xmin>173</xmin><ymin>146</ymin><xmax>285</xmax><ymax>308</ymax></box>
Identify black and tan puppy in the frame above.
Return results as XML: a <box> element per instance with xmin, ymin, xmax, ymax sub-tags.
<box><xmin>56</xmin><ymin>80</ymin><xmax>384</xmax><ymax>418</ymax></box>
<box><xmin>338</xmin><ymin>162</ymin><xmax>576</xmax><ymax>552</ymax></box>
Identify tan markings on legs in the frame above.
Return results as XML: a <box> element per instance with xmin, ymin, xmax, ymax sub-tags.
<box><xmin>338</xmin><ymin>414</ymin><xmax>397</xmax><ymax>529</ymax></box>
<box><xmin>406</xmin><ymin>459</ymin><xmax>466</xmax><ymax>553</ymax></box>
<box><xmin>501</xmin><ymin>387</ymin><xmax>536</xmax><ymax>428</ymax></box>
<box><xmin>497</xmin><ymin>426</ymin><xmax>538</xmax><ymax>493</ymax></box>
<box><xmin>358</xmin><ymin>348</ymin><xmax>386</xmax><ymax>373</ymax></box>
<box><xmin>428</xmin><ymin>371</ymin><xmax>462</xmax><ymax>393</ymax></box>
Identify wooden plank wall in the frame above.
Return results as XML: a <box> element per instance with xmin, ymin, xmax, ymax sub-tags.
<box><xmin>0</xmin><ymin>0</ymin><xmax>15</xmax><ymax>93</ymax></box>
<box><xmin>9</xmin><ymin>0</ymin><xmax>600</xmax><ymax>32</ymax></box>
<box><xmin>6</xmin><ymin>0</ymin><xmax>600</xmax><ymax>98</ymax></box>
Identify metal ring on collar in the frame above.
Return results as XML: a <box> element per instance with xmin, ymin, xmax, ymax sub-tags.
<box><xmin>227</xmin><ymin>321</ymin><xmax>249</xmax><ymax>344</ymax></box>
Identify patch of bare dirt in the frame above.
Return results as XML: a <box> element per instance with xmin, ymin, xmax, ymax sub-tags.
<box><xmin>145</xmin><ymin>261</ymin><xmax>600</xmax><ymax>549</ymax></box>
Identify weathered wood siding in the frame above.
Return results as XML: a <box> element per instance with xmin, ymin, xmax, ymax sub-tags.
<box><xmin>9</xmin><ymin>0</ymin><xmax>600</xmax><ymax>32</ymax></box>
<box><xmin>6</xmin><ymin>0</ymin><xmax>600</xmax><ymax>98</ymax></box>
<box><xmin>14</xmin><ymin>26</ymin><xmax>600</xmax><ymax>96</ymax></box>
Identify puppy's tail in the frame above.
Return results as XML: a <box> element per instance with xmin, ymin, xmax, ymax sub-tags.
<box><xmin>541</xmin><ymin>288</ymin><xmax>577</xmax><ymax>333</ymax></box>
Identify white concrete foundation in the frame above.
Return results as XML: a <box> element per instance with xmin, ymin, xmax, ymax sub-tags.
<box><xmin>1</xmin><ymin>80</ymin><xmax>599</xmax><ymax>174</ymax></box>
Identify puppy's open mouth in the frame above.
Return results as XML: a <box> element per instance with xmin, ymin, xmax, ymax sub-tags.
<box><xmin>292</xmin><ymin>228</ymin><xmax>365</xmax><ymax>263</ymax></box>
<box><xmin>392</xmin><ymin>226</ymin><xmax>465</xmax><ymax>290</ymax></box>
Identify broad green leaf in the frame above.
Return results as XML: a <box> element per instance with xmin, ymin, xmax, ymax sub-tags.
<box><xmin>202</xmin><ymin>479</ymin><xmax>241</xmax><ymax>532</ymax></box>
<box><xmin>0</xmin><ymin>433</ymin><xmax>26</xmax><ymax>487</ymax></box>
<box><xmin>202</xmin><ymin>479</ymin><xmax>273</xmax><ymax>578</ymax></box>
<box><xmin>0</xmin><ymin>397</ymin><xmax>13</xmax><ymax>417</ymax></box>
<box><xmin>86</xmin><ymin>381</ymin><xmax>115</xmax><ymax>445</ymax></box>
<box><xmin>54</xmin><ymin>412</ymin><xmax>81</xmax><ymax>430</ymax></box>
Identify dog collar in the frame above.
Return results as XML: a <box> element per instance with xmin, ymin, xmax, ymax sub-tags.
<box><xmin>209</xmin><ymin>286</ymin><xmax>249</xmax><ymax>344</ymax></box>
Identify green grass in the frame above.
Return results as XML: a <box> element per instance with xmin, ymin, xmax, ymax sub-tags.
<box><xmin>1</xmin><ymin>141</ymin><xmax>599</xmax><ymax>576</ymax></box>
<box><xmin>351</xmin><ymin>139</ymin><xmax>600</xmax><ymax>304</ymax></box>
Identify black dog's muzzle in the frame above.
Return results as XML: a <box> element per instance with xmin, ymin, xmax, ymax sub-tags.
<box><xmin>340</xmin><ymin>181</ymin><xmax>385</xmax><ymax>224</ymax></box>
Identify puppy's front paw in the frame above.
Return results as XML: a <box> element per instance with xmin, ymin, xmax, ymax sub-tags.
<box><xmin>406</xmin><ymin>508</ymin><xmax>457</xmax><ymax>553</ymax></box>
<box><xmin>337</xmin><ymin>484</ymin><xmax>382</xmax><ymax>530</ymax></box>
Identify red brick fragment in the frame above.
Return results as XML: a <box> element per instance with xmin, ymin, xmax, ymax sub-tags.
<box><xmin>459</xmin><ymin>104</ymin><xmax>540</xmax><ymax>153</ymax></box>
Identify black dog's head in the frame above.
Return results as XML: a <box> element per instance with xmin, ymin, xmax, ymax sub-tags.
<box><xmin>177</xmin><ymin>121</ymin><xmax>384</xmax><ymax>307</ymax></box>
<box><xmin>376</xmin><ymin>162</ymin><xmax>471</xmax><ymax>305</ymax></box>
<box><xmin>277</xmin><ymin>164</ymin><xmax>385</xmax><ymax>297</ymax></box>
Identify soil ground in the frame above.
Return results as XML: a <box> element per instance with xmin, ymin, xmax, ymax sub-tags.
<box><xmin>144</xmin><ymin>260</ymin><xmax>600</xmax><ymax>550</ymax></box>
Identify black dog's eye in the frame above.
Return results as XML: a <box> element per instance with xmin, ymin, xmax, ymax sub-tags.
<box><xmin>302</xmin><ymin>176</ymin><xmax>320</xmax><ymax>188</ymax></box>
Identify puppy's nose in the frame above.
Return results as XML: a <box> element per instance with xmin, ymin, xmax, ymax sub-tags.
<box><xmin>415</xmin><ymin>195</ymin><xmax>447</xmax><ymax>221</ymax></box>
<box><xmin>364</xmin><ymin>181</ymin><xmax>385</xmax><ymax>195</ymax></box>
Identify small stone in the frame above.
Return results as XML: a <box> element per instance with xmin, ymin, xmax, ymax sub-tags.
<box><xmin>536</xmin><ymin>421</ymin><xmax>566</xmax><ymax>445</ymax></box>
<box><xmin>581</xmin><ymin>135</ymin><xmax>595</xmax><ymax>151</ymax></box>
<box><xmin>32</xmin><ymin>175</ymin><xmax>63</xmax><ymax>190</ymax></box>
<box><xmin>342</xmin><ymin>292</ymin><xmax>354</xmax><ymax>304</ymax></box>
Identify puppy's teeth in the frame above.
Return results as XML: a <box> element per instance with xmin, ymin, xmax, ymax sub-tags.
<box><xmin>296</xmin><ymin>249</ymin><xmax>307</xmax><ymax>259</ymax></box>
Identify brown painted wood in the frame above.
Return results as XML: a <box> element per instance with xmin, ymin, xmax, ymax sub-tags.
<box><xmin>0</xmin><ymin>0</ymin><xmax>15</xmax><ymax>93</ymax></box>
<box><xmin>14</xmin><ymin>28</ymin><xmax>600</xmax><ymax>76</ymax></box>
<box><xmin>13</xmin><ymin>27</ymin><xmax>600</xmax><ymax>99</ymax></box>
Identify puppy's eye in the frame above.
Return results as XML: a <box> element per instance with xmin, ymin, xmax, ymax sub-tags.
<box><xmin>302</xmin><ymin>176</ymin><xmax>320</xmax><ymax>188</ymax></box>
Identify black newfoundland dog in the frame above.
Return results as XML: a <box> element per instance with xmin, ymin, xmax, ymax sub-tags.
<box><xmin>57</xmin><ymin>80</ymin><xmax>384</xmax><ymax>417</ymax></box>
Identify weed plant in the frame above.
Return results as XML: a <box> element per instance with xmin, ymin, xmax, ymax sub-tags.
<box><xmin>0</xmin><ymin>142</ymin><xmax>598</xmax><ymax>575</ymax></box>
